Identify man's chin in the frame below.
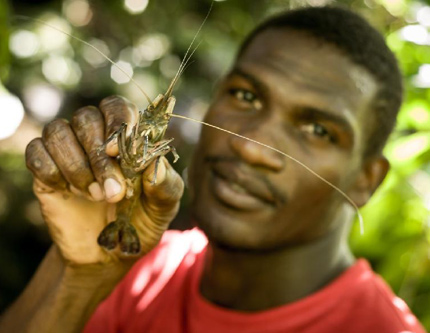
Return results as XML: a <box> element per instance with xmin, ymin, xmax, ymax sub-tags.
<box><xmin>191</xmin><ymin>206</ymin><xmax>284</xmax><ymax>252</ymax></box>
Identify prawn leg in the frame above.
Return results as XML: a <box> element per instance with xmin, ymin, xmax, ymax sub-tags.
<box><xmin>96</xmin><ymin>122</ymin><xmax>127</xmax><ymax>156</ymax></box>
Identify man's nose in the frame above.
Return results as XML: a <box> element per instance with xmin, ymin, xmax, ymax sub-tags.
<box><xmin>228</xmin><ymin>127</ymin><xmax>285</xmax><ymax>171</ymax></box>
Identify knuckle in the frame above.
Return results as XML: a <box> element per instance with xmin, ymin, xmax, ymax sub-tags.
<box><xmin>42</xmin><ymin>118</ymin><xmax>70</xmax><ymax>141</ymax></box>
<box><xmin>72</xmin><ymin>106</ymin><xmax>104</xmax><ymax>148</ymax></box>
<box><xmin>72</xmin><ymin>106</ymin><xmax>100</xmax><ymax>129</ymax></box>
<box><xmin>64</xmin><ymin>160</ymin><xmax>94</xmax><ymax>188</ymax></box>
<box><xmin>42</xmin><ymin>168</ymin><xmax>66</xmax><ymax>188</ymax></box>
<box><xmin>25</xmin><ymin>138</ymin><xmax>44</xmax><ymax>170</ymax></box>
<box><xmin>155</xmin><ymin>176</ymin><xmax>184</xmax><ymax>204</ymax></box>
<box><xmin>25</xmin><ymin>140</ymin><xmax>67</xmax><ymax>189</ymax></box>
<box><xmin>90</xmin><ymin>152</ymin><xmax>115</xmax><ymax>176</ymax></box>
<box><xmin>99</xmin><ymin>95</ymin><xmax>126</xmax><ymax>109</ymax></box>
<box><xmin>99</xmin><ymin>95</ymin><xmax>135</xmax><ymax>134</ymax></box>
<box><xmin>64</xmin><ymin>158</ymin><xmax>89</xmax><ymax>173</ymax></box>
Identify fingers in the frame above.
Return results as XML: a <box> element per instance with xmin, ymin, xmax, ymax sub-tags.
<box><xmin>26</xmin><ymin>97</ymin><xmax>139</xmax><ymax>203</ymax></box>
<box><xmin>71</xmin><ymin>106</ymin><xmax>126</xmax><ymax>202</ymax></box>
<box><xmin>25</xmin><ymin>138</ymin><xmax>68</xmax><ymax>192</ymax></box>
<box><xmin>141</xmin><ymin>157</ymin><xmax>184</xmax><ymax>213</ymax></box>
<box><xmin>27</xmin><ymin>96</ymin><xmax>143</xmax><ymax>204</ymax></box>
<box><xmin>99</xmin><ymin>96</ymin><xmax>139</xmax><ymax>157</ymax></box>
<box><xmin>41</xmin><ymin>119</ymin><xmax>96</xmax><ymax>196</ymax></box>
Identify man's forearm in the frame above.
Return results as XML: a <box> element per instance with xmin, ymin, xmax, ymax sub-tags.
<box><xmin>0</xmin><ymin>246</ymin><xmax>131</xmax><ymax>333</ymax></box>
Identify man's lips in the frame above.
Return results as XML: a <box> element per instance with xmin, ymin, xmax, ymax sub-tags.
<box><xmin>207</xmin><ymin>158</ymin><xmax>281</xmax><ymax>208</ymax></box>
<box><xmin>211</xmin><ymin>175</ymin><xmax>268</xmax><ymax>210</ymax></box>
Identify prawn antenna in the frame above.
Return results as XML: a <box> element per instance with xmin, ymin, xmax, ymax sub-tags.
<box><xmin>14</xmin><ymin>15</ymin><xmax>153</xmax><ymax>105</ymax></box>
<box><xmin>169</xmin><ymin>113</ymin><xmax>365</xmax><ymax>234</ymax></box>
<box><xmin>165</xmin><ymin>1</ymin><xmax>214</xmax><ymax>97</ymax></box>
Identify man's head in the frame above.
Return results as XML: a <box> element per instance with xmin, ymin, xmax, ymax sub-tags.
<box><xmin>239</xmin><ymin>6</ymin><xmax>403</xmax><ymax>157</ymax></box>
<box><xmin>189</xmin><ymin>6</ymin><xmax>402</xmax><ymax>250</ymax></box>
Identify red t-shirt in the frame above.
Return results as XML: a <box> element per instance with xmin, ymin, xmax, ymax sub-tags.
<box><xmin>84</xmin><ymin>228</ymin><xmax>426</xmax><ymax>333</ymax></box>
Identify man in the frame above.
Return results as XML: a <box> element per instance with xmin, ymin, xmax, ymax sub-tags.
<box><xmin>0</xmin><ymin>6</ymin><xmax>426</xmax><ymax>333</ymax></box>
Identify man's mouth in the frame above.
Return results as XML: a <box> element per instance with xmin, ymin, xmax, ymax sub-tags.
<box><xmin>208</xmin><ymin>158</ymin><xmax>280</xmax><ymax>211</ymax></box>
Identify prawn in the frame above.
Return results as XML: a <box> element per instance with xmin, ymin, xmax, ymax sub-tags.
<box><xmin>15</xmin><ymin>5</ymin><xmax>364</xmax><ymax>255</ymax></box>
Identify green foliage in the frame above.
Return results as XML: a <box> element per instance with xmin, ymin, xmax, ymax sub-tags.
<box><xmin>0</xmin><ymin>0</ymin><xmax>10</xmax><ymax>81</ymax></box>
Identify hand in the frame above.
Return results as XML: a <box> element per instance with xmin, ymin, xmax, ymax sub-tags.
<box><xmin>25</xmin><ymin>96</ymin><xmax>184</xmax><ymax>266</ymax></box>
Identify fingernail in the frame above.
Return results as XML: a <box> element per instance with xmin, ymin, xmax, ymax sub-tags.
<box><xmin>106</xmin><ymin>140</ymin><xmax>119</xmax><ymax>157</ymax></box>
<box><xmin>89</xmin><ymin>182</ymin><xmax>104</xmax><ymax>201</ymax></box>
<box><xmin>104</xmin><ymin>178</ymin><xmax>121</xmax><ymax>199</ymax></box>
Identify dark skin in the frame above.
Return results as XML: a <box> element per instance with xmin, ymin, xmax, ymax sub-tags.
<box><xmin>0</xmin><ymin>27</ymin><xmax>391</xmax><ymax>333</ymax></box>
<box><xmin>191</xmin><ymin>29</ymin><xmax>389</xmax><ymax>310</ymax></box>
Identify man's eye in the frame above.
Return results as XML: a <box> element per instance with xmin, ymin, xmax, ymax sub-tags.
<box><xmin>300</xmin><ymin>123</ymin><xmax>336</xmax><ymax>143</ymax></box>
<box><xmin>231</xmin><ymin>89</ymin><xmax>255</xmax><ymax>102</ymax></box>
<box><xmin>229</xmin><ymin>88</ymin><xmax>262</xmax><ymax>110</ymax></box>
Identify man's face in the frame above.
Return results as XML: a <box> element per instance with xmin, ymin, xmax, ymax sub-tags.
<box><xmin>189</xmin><ymin>29</ymin><xmax>378</xmax><ymax>250</ymax></box>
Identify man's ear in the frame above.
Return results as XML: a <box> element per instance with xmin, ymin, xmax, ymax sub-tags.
<box><xmin>348</xmin><ymin>155</ymin><xmax>390</xmax><ymax>208</ymax></box>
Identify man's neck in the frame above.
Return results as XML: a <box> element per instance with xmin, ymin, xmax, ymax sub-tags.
<box><xmin>199</xmin><ymin>222</ymin><xmax>354</xmax><ymax>311</ymax></box>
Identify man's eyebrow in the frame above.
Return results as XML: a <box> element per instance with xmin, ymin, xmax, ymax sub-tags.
<box><xmin>295</xmin><ymin>106</ymin><xmax>355</xmax><ymax>135</ymax></box>
<box><xmin>226</xmin><ymin>68</ymin><xmax>268</xmax><ymax>94</ymax></box>
<box><xmin>227</xmin><ymin>68</ymin><xmax>355</xmax><ymax>135</ymax></box>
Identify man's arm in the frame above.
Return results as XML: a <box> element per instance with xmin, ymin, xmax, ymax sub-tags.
<box><xmin>0</xmin><ymin>246</ymin><xmax>132</xmax><ymax>333</ymax></box>
<box><xmin>0</xmin><ymin>96</ymin><xmax>184</xmax><ymax>332</ymax></box>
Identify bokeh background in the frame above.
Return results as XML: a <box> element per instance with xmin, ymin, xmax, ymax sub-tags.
<box><xmin>0</xmin><ymin>0</ymin><xmax>430</xmax><ymax>328</ymax></box>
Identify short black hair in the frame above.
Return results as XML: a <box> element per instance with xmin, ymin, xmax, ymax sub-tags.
<box><xmin>238</xmin><ymin>6</ymin><xmax>403</xmax><ymax>157</ymax></box>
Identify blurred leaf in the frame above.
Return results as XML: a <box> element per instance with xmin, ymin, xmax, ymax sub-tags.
<box><xmin>0</xmin><ymin>0</ymin><xmax>10</xmax><ymax>81</ymax></box>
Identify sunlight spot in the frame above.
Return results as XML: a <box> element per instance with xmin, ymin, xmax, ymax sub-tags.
<box><xmin>307</xmin><ymin>0</ymin><xmax>333</xmax><ymax>6</ymax></box>
<box><xmin>417</xmin><ymin>6</ymin><xmax>430</xmax><ymax>27</ymax></box>
<box><xmin>393</xmin><ymin>297</ymin><xmax>408</xmax><ymax>310</ymax></box>
<box><xmin>159</xmin><ymin>54</ymin><xmax>181</xmax><ymax>79</ymax></box>
<box><xmin>180</xmin><ymin>100</ymin><xmax>208</xmax><ymax>144</ymax></box>
<box><xmin>110</xmin><ymin>61</ymin><xmax>134</xmax><ymax>84</ymax></box>
<box><xmin>42</xmin><ymin>56</ymin><xmax>82</xmax><ymax>86</ymax></box>
<box><xmin>0</xmin><ymin>92</ymin><xmax>25</xmax><ymax>140</ymax></box>
<box><xmin>124</xmin><ymin>0</ymin><xmax>149</xmax><ymax>14</ymax></box>
<box><xmin>133</xmin><ymin>34</ymin><xmax>170</xmax><ymax>63</ymax></box>
<box><xmin>82</xmin><ymin>38</ymin><xmax>110</xmax><ymax>67</ymax></box>
<box><xmin>37</xmin><ymin>16</ymin><xmax>71</xmax><ymax>52</ymax></box>
<box><xmin>379</xmin><ymin>0</ymin><xmax>406</xmax><ymax>16</ymax></box>
<box><xmin>409</xmin><ymin>105</ymin><xmax>430</xmax><ymax>123</ymax></box>
<box><xmin>136</xmin><ymin>239</ymin><xmax>190</xmax><ymax>311</ymax></box>
<box><xmin>23</xmin><ymin>84</ymin><xmax>63</xmax><ymax>122</ymax></box>
<box><xmin>358</xmin><ymin>270</ymin><xmax>372</xmax><ymax>281</ymax></box>
<box><xmin>409</xmin><ymin>171</ymin><xmax>430</xmax><ymax>200</ymax></box>
<box><xmin>63</xmin><ymin>0</ymin><xmax>93</xmax><ymax>27</ymax></box>
<box><xmin>9</xmin><ymin>30</ymin><xmax>40</xmax><ymax>58</ymax></box>
<box><xmin>400</xmin><ymin>25</ymin><xmax>429</xmax><ymax>45</ymax></box>
<box><xmin>392</xmin><ymin>135</ymin><xmax>430</xmax><ymax>161</ymax></box>
<box><xmin>412</xmin><ymin>64</ymin><xmax>430</xmax><ymax>88</ymax></box>
<box><xmin>405</xmin><ymin>314</ymin><xmax>417</xmax><ymax>325</ymax></box>
<box><xmin>120</xmin><ymin>71</ymin><xmax>156</xmax><ymax>106</ymax></box>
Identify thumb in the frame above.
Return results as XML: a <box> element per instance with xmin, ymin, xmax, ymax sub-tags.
<box><xmin>140</xmin><ymin>157</ymin><xmax>184</xmax><ymax>222</ymax></box>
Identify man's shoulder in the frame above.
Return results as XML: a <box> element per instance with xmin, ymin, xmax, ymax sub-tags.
<box><xmin>343</xmin><ymin>259</ymin><xmax>426</xmax><ymax>333</ymax></box>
